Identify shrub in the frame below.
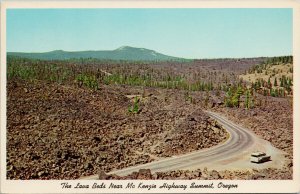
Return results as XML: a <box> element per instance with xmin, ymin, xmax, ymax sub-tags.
<box><xmin>76</xmin><ymin>74</ymin><xmax>98</xmax><ymax>90</ymax></box>
<box><xmin>128</xmin><ymin>96</ymin><xmax>139</xmax><ymax>113</ymax></box>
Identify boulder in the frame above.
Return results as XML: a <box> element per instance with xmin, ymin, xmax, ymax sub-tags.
<box><xmin>137</xmin><ymin>169</ymin><xmax>152</xmax><ymax>179</ymax></box>
<box><xmin>98</xmin><ymin>170</ymin><xmax>109</xmax><ymax>180</ymax></box>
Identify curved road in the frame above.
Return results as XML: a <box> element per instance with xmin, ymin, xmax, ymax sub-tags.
<box><xmin>81</xmin><ymin>111</ymin><xmax>283</xmax><ymax>180</ymax></box>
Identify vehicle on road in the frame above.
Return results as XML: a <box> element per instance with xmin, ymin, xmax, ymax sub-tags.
<box><xmin>250</xmin><ymin>152</ymin><xmax>271</xmax><ymax>163</ymax></box>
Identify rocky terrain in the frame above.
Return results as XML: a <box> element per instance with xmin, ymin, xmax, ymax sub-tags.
<box><xmin>98</xmin><ymin>165</ymin><xmax>292</xmax><ymax>180</ymax></box>
<box><xmin>96</xmin><ymin>92</ymin><xmax>294</xmax><ymax>180</ymax></box>
<box><xmin>6</xmin><ymin>56</ymin><xmax>293</xmax><ymax>180</ymax></box>
<box><xmin>7</xmin><ymin>79</ymin><xmax>228</xmax><ymax>179</ymax></box>
<box><xmin>213</xmin><ymin>95</ymin><xmax>293</xmax><ymax>160</ymax></box>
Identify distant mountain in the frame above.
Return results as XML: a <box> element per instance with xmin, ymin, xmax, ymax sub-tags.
<box><xmin>7</xmin><ymin>46</ymin><xmax>188</xmax><ymax>61</ymax></box>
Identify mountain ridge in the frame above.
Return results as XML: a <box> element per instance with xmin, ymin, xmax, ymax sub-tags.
<box><xmin>7</xmin><ymin>46</ymin><xmax>188</xmax><ymax>61</ymax></box>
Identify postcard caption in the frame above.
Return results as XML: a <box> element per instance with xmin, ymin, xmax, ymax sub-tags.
<box><xmin>60</xmin><ymin>181</ymin><xmax>238</xmax><ymax>191</ymax></box>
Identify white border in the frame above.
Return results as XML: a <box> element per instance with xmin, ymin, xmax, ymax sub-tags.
<box><xmin>1</xmin><ymin>0</ymin><xmax>300</xmax><ymax>193</ymax></box>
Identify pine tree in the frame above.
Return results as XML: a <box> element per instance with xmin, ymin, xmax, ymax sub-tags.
<box><xmin>274</xmin><ymin>77</ymin><xmax>278</xmax><ymax>87</ymax></box>
<box><xmin>288</xmin><ymin>78</ymin><xmax>292</xmax><ymax>86</ymax></box>
<box><xmin>232</xmin><ymin>93</ymin><xmax>239</xmax><ymax>107</ymax></box>
<box><xmin>286</xmin><ymin>84</ymin><xmax>291</xmax><ymax>94</ymax></box>
<box><xmin>278</xmin><ymin>88</ymin><xmax>282</xmax><ymax>97</ymax></box>
<box><xmin>257</xmin><ymin>79</ymin><xmax>261</xmax><ymax>88</ymax></box>
<box><xmin>236</xmin><ymin>86</ymin><xmax>243</xmax><ymax>107</ymax></box>
<box><xmin>270</xmin><ymin>88</ymin><xmax>275</xmax><ymax>97</ymax></box>
<box><xmin>275</xmin><ymin>88</ymin><xmax>279</xmax><ymax>97</ymax></box>
<box><xmin>263</xmin><ymin>89</ymin><xmax>267</xmax><ymax>96</ymax></box>
<box><xmin>225</xmin><ymin>88</ymin><xmax>233</xmax><ymax>107</ymax></box>
<box><xmin>284</xmin><ymin>76</ymin><xmax>288</xmax><ymax>86</ymax></box>
<box><xmin>245</xmin><ymin>89</ymin><xmax>250</xmax><ymax>109</ymax></box>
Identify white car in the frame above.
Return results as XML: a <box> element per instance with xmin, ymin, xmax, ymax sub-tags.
<box><xmin>250</xmin><ymin>152</ymin><xmax>271</xmax><ymax>163</ymax></box>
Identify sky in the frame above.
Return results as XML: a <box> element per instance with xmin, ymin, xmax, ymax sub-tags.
<box><xmin>7</xmin><ymin>8</ymin><xmax>292</xmax><ymax>59</ymax></box>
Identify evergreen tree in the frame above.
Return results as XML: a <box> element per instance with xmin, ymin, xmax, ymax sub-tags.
<box><xmin>288</xmin><ymin>56</ymin><xmax>293</xmax><ymax>64</ymax></box>
<box><xmin>232</xmin><ymin>93</ymin><xmax>239</xmax><ymax>107</ymax></box>
<box><xmin>236</xmin><ymin>86</ymin><xmax>243</xmax><ymax>107</ymax></box>
<box><xmin>280</xmin><ymin>77</ymin><xmax>283</xmax><ymax>87</ymax></box>
<box><xmin>270</xmin><ymin>88</ymin><xmax>275</xmax><ymax>97</ymax></box>
<box><xmin>274</xmin><ymin>77</ymin><xmax>278</xmax><ymax>87</ymax></box>
<box><xmin>225</xmin><ymin>88</ymin><xmax>233</xmax><ymax>107</ymax></box>
<box><xmin>245</xmin><ymin>89</ymin><xmax>251</xmax><ymax>109</ymax></box>
<box><xmin>263</xmin><ymin>89</ymin><xmax>267</xmax><ymax>96</ymax></box>
<box><xmin>274</xmin><ymin>88</ymin><xmax>279</xmax><ymax>97</ymax></box>
<box><xmin>288</xmin><ymin>78</ymin><xmax>292</xmax><ymax>86</ymax></box>
<box><xmin>284</xmin><ymin>76</ymin><xmax>288</xmax><ymax>86</ymax></box>
<box><xmin>286</xmin><ymin>84</ymin><xmax>291</xmax><ymax>94</ymax></box>
<box><xmin>257</xmin><ymin>79</ymin><xmax>261</xmax><ymax>88</ymax></box>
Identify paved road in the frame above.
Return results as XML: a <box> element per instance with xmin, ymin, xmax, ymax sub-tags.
<box><xmin>80</xmin><ymin>111</ymin><xmax>259</xmax><ymax>180</ymax></box>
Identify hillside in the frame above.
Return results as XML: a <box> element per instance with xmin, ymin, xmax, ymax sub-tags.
<box><xmin>239</xmin><ymin>56</ymin><xmax>293</xmax><ymax>97</ymax></box>
<box><xmin>7</xmin><ymin>46</ymin><xmax>187</xmax><ymax>61</ymax></box>
<box><xmin>240</xmin><ymin>63</ymin><xmax>293</xmax><ymax>84</ymax></box>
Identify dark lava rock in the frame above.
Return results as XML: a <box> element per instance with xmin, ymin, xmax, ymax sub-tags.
<box><xmin>137</xmin><ymin>169</ymin><xmax>152</xmax><ymax>179</ymax></box>
<box><xmin>98</xmin><ymin>170</ymin><xmax>109</xmax><ymax>180</ymax></box>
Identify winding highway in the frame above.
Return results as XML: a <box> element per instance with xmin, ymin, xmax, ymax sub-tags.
<box><xmin>81</xmin><ymin>111</ymin><xmax>283</xmax><ymax>180</ymax></box>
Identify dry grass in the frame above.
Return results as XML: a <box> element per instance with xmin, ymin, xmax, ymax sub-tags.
<box><xmin>239</xmin><ymin>63</ymin><xmax>293</xmax><ymax>84</ymax></box>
